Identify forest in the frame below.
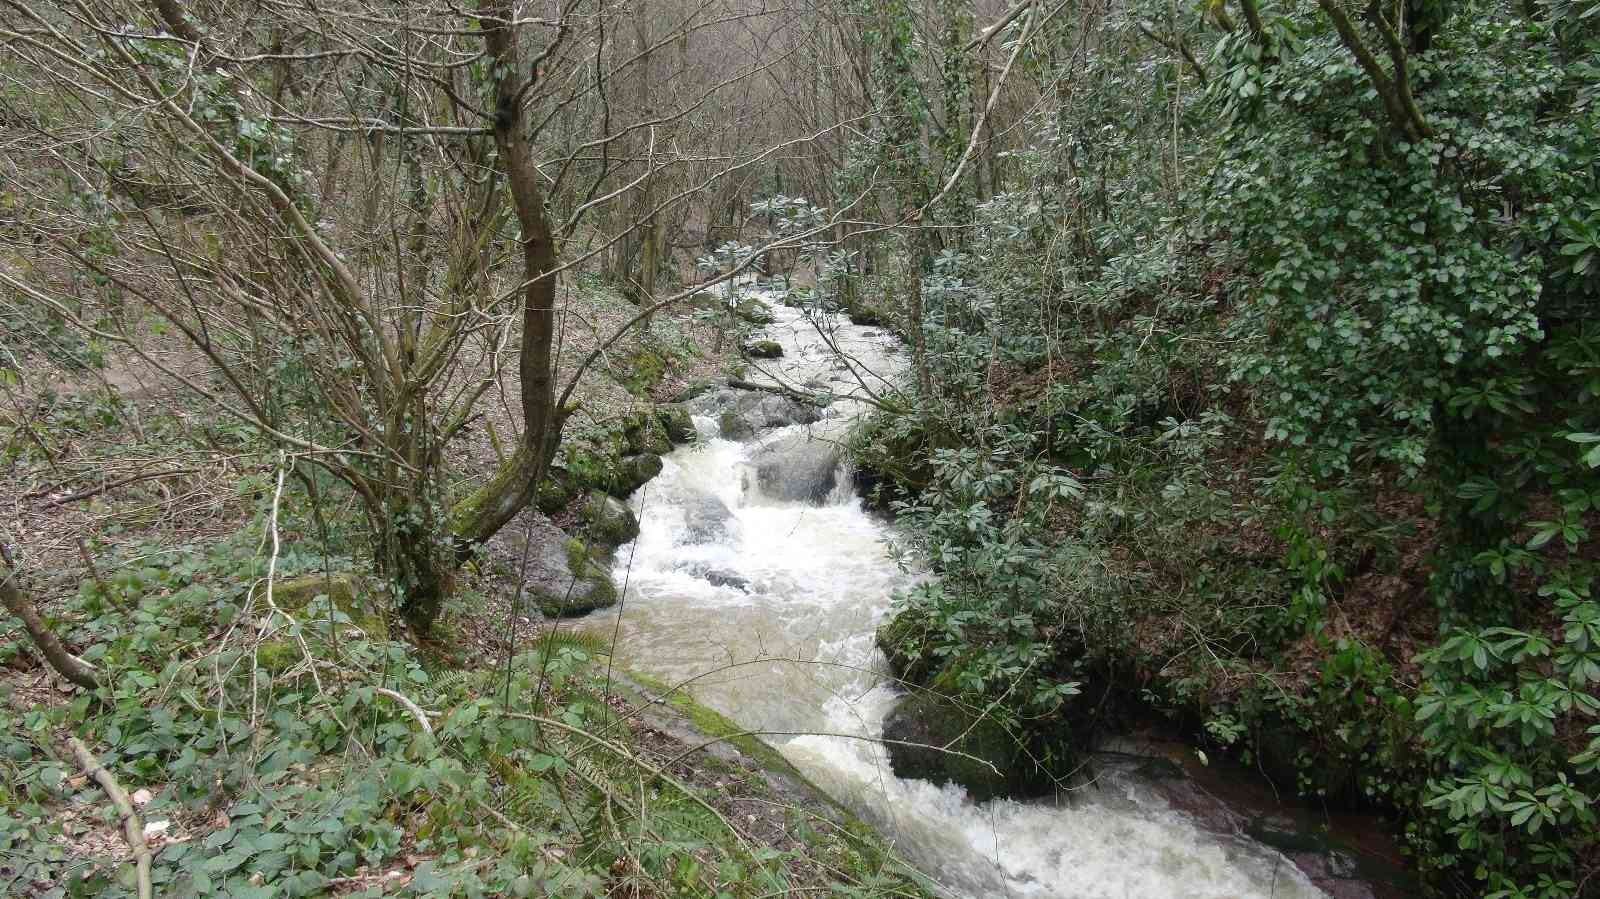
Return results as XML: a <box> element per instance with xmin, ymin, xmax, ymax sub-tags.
<box><xmin>2</xmin><ymin>0</ymin><xmax>1598</xmax><ymax>896</ymax></box>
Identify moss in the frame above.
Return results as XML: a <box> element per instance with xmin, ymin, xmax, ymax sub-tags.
<box><xmin>743</xmin><ymin>339</ymin><xmax>783</xmax><ymax>359</ymax></box>
<box><xmin>579</xmin><ymin>490</ymin><xmax>639</xmax><ymax>550</ymax></box>
<box><xmin>619</xmin><ymin>348</ymin><xmax>666</xmax><ymax>396</ymax></box>
<box><xmin>535</xmin><ymin>475</ymin><xmax>578</xmax><ymax>515</ymax></box>
<box><xmin>269</xmin><ymin>573</ymin><xmax>387</xmax><ymax>640</ymax></box>
<box><xmin>654</xmin><ymin>403</ymin><xmax>696</xmax><ymax>443</ymax></box>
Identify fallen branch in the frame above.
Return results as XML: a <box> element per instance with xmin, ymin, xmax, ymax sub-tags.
<box><xmin>68</xmin><ymin>737</ymin><xmax>153</xmax><ymax>899</ymax></box>
<box><xmin>0</xmin><ymin>545</ymin><xmax>98</xmax><ymax>689</ymax></box>
<box><xmin>42</xmin><ymin>468</ymin><xmax>198</xmax><ymax>508</ymax></box>
<box><xmin>726</xmin><ymin>377</ymin><xmax>828</xmax><ymax>407</ymax></box>
<box><xmin>374</xmin><ymin>687</ymin><xmax>436</xmax><ymax>736</ymax></box>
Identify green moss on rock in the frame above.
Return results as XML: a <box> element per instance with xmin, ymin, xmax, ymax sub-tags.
<box><xmin>743</xmin><ymin>339</ymin><xmax>783</xmax><ymax>359</ymax></box>
<box><xmin>579</xmin><ymin>491</ymin><xmax>640</xmax><ymax>550</ymax></box>
<box><xmin>880</xmin><ymin>691</ymin><xmax>1036</xmax><ymax>801</ymax></box>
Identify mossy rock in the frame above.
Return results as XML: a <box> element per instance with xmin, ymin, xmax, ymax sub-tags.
<box><xmin>880</xmin><ymin>692</ymin><xmax>1037</xmax><ymax>801</ymax></box>
<box><xmin>269</xmin><ymin>573</ymin><xmax>387</xmax><ymax>639</ymax></box>
<box><xmin>622</xmin><ymin>410</ymin><xmax>673</xmax><ymax>455</ymax></box>
<box><xmin>732</xmin><ymin>297</ymin><xmax>774</xmax><ymax>325</ymax></box>
<box><xmin>688</xmin><ymin>290</ymin><xmax>724</xmax><ymax>312</ymax></box>
<box><xmin>655</xmin><ymin>403</ymin><xmax>696</xmax><ymax>444</ymax></box>
<box><xmin>743</xmin><ymin>339</ymin><xmax>783</xmax><ymax>359</ymax></box>
<box><xmin>610</xmin><ymin>453</ymin><xmax>663</xmax><ymax>498</ymax></box>
<box><xmin>536</xmin><ymin>475</ymin><xmax>579</xmax><ymax>515</ymax></box>
<box><xmin>257</xmin><ymin>574</ymin><xmax>387</xmax><ymax>672</ymax></box>
<box><xmin>672</xmin><ymin>381</ymin><xmax>718</xmax><ymax>404</ymax></box>
<box><xmin>876</xmin><ymin>609</ymin><xmax>937</xmax><ymax>686</ymax></box>
<box><xmin>618</xmin><ymin>348</ymin><xmax>666</xmax><ymax>396</ymax></box>
<box><xmin>579</xmin><ymin>491</ymin><xmax>639</xmax><ymax>550</ymax></box>
<box><xmin>530</xmin><ymin>539</ymin><xmax>618</xmax><ymax>618</ymax></box>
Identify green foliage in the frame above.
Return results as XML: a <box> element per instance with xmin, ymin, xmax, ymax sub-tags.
<box><xmin>851</xmin><ymin>2</ymin><xmax>1600</xmax><ymax>894</ymax></box>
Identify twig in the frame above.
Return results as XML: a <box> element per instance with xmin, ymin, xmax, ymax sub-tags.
<box><xmin>76</xmin><ymin>537</ymin><xmax>108</xmax><ymax>599</ymax></box>
<box><xmin>67</xmin><ymin>737</ymin><xmax>152</xmax><ymax>899</ymax></box>
<box><xmin>42</xmin><ymin>468</ymin><xmax>198</xmax><ymax>508</ymax></box>
<box><xmin>374</xmin><ymin>687</ymin><xmax>435</xmax><ymax>736</ymax></box>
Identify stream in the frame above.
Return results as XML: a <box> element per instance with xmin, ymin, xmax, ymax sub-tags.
<box><xmin>583</xmin><ymin>285</ymin><xmax>1336</xmax><ymax>898</ymax></box>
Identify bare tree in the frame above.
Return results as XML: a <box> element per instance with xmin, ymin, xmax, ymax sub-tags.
<box><xmin>0</xmin><ymin>0</ymin><xmax>856</xmax><ymax>631</ymax></box>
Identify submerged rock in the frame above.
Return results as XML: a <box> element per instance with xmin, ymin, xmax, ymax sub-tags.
<box><xmin>681</xmin><ymin>562</ymin><xmax>749</xmax><ymax>592</ymax></box>
<box><xmin>749</xmin><ymin>433</ymin><xmax>841</xmax><ymax>503</ymax></box>
<box><xmin>679</xmin><ymin>491</ymin><xmax>735</xmax><ymax>544</ymax></box>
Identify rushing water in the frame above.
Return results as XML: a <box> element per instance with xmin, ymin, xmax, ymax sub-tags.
<box><xmin>587</xmin><ymin>286</ymin><xmax>1325</xmax><ymax>898</ymax></box>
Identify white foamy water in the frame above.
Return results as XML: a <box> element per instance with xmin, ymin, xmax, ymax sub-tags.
<box><xmin>586</xmin><ymin>285</ymin><xmax>1323</xmax><ymax>898</ymax></box>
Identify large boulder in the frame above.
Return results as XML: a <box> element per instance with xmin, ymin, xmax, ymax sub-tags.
<box><xmin>611</xmin><ymin>453</ymin><xmax>663</xmax><ymax>498</ymax></box>
<box><xmin>522</xmin><ymin>518</ymin><xmax>618</xmax><ymax>618</ymax></box>
<box><xmin>655</xmin><ymin>404</ymin><xmax>697</xmax><ymax>444</ymax></box>
<box><xmin>579</xmin><ymin>491</ymin><xmax>639</xmax><ymax>551</ymax></box>
<box><xmin>716</xmin><ymin>392</ymin><xmax>823</xmax><ymax>441</ymax></box>
<box><xmin>749</xmin><ymin>433</ymin><xmax>842</xmax><ymax>503</ymax></box>
<box><xmin>679</xmin><ymin>491</ymin><xmax>735</xmax><ymax>545</ymax></box>
<box><xmin>881</xmin><ymin>692</ymin><xmax>1035</xmax><ymax>802</ymax></box>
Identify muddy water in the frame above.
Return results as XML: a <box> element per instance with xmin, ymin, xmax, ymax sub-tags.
<box><xmin>583</xmin><ymin>286</ymin><xmax>1335</xmax><ymax>898</ymax></box>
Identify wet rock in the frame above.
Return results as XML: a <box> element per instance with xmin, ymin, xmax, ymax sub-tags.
<box><xmin>520</xmin><ymin>518</ymin><xmax>618</xmax><ymax>618</ymax></box>
<box><xmin>743</xmin><ymin>339</ymin><xmax>783</xmax><ymax>359</ymax></box>
<box><xmin>876</xmin><ymin>609</ymin><xmax>937</xmax><ymax>686</ymax></box>
<box><xmin>682</xmin><ymin>562</ymin><xmax>749</xmax><ymax>592</ymax></box>
<box><xmin>623</xmin><ymin>410</ymin><xmax>672</xmax><ymax>455</ymax></box>
<box><xmin>655</xmin><ymin>404</ymin><xmax>696</xmax><ymax>444</ymax></box>
<box><xmin>611</xmin><ymin>453</ymin><xmax>663</xmax><ymax>498</ymax></box>
<box><xmin>718</xmin><ymin>409</ymin><xmax>757</xmax><ymax>441</ymax></box>
<box><xmin>679</xmin><ymin>491</ymin><xmax>734</xmax><ymax>544</ymax></box>
<box><xmin>579</xmin><ymin>491</ymin><xmax>639</xmax><ymax>551</ymax></box>
<box><xmin>749</xmin><ymin>433</ymin><xmax>841</xmax><ymax>503</ymax></box>
<box><xmin>881</xmin><ymin>692</ymin><xmax>1033</xmax><ymax>802</ymax></box>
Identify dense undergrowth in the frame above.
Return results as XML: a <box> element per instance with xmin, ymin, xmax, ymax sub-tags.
<box><xmin>844</xmin><ymin>2</ymin><xmax>1600</xmax><ymax>896</ymax></box>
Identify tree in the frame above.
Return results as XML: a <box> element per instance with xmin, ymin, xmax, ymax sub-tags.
<box><xmin>0</xmin><ymin>0</ymin><xmax>841</xmax><ymax>632</ymax></box>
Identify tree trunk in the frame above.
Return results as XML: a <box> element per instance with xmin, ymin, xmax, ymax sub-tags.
<box><xmin>450</xmin><ymin>0</ymin><xmax>568</xmax><ymax>550</ymax></box>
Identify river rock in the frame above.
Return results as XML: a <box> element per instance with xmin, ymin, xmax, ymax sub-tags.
<box><xmin>655</xmin><ymin>403</ymin><xmax>697</xmax><ymax>444</ymax></box>
<box><xmin>749</xmin><ymin>432</ymin><xmax>841</xmax><ymax>503</ymax></box>
<box><xmin>682</xmin><ymin>562</ymin><xmax>749</xmax><ymax>592</ymax></box>
<box><xmin>579</xmin><ymin>491</ymin><xmax>639</xmax><ymax>550</ymax></box>
<box><xmin>743</xmin><ymin>339</ymin><xmax>783</xmax><ymax>359</ymax></box>
<box><xmin>610</xmin><ymin>453</ymin><xmax>663</xmax><ymax>497</ymax></box>
<box><xmin>717</xmin><ymin>393</ymin><xmax>823</xmax><ymax>441</ymax></box>
<box><xmin>881</xmin><ymin>692</ymin><xmax>1033</xmax><ymax>802</ymax></box>
<box><xmin>679</xmin><ymin>491</ymin><xmax>734</xmax><ymax>544</ymax></box>
<box><xmin>521</xmin><ymin>517</ymin><xmax>619</xmax><ymax>618</ymax></box>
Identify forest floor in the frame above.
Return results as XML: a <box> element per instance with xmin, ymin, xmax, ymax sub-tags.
<box><xmin>0</xmin><ymin>279</ymin><xmax>924</xmax><ymax>896</ymax></box>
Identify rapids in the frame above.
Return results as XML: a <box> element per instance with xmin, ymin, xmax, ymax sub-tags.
<box><xmin>585</xmin><ymin>285</ymin><xmax>1325</xmax><ymax>898</ymax></box>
